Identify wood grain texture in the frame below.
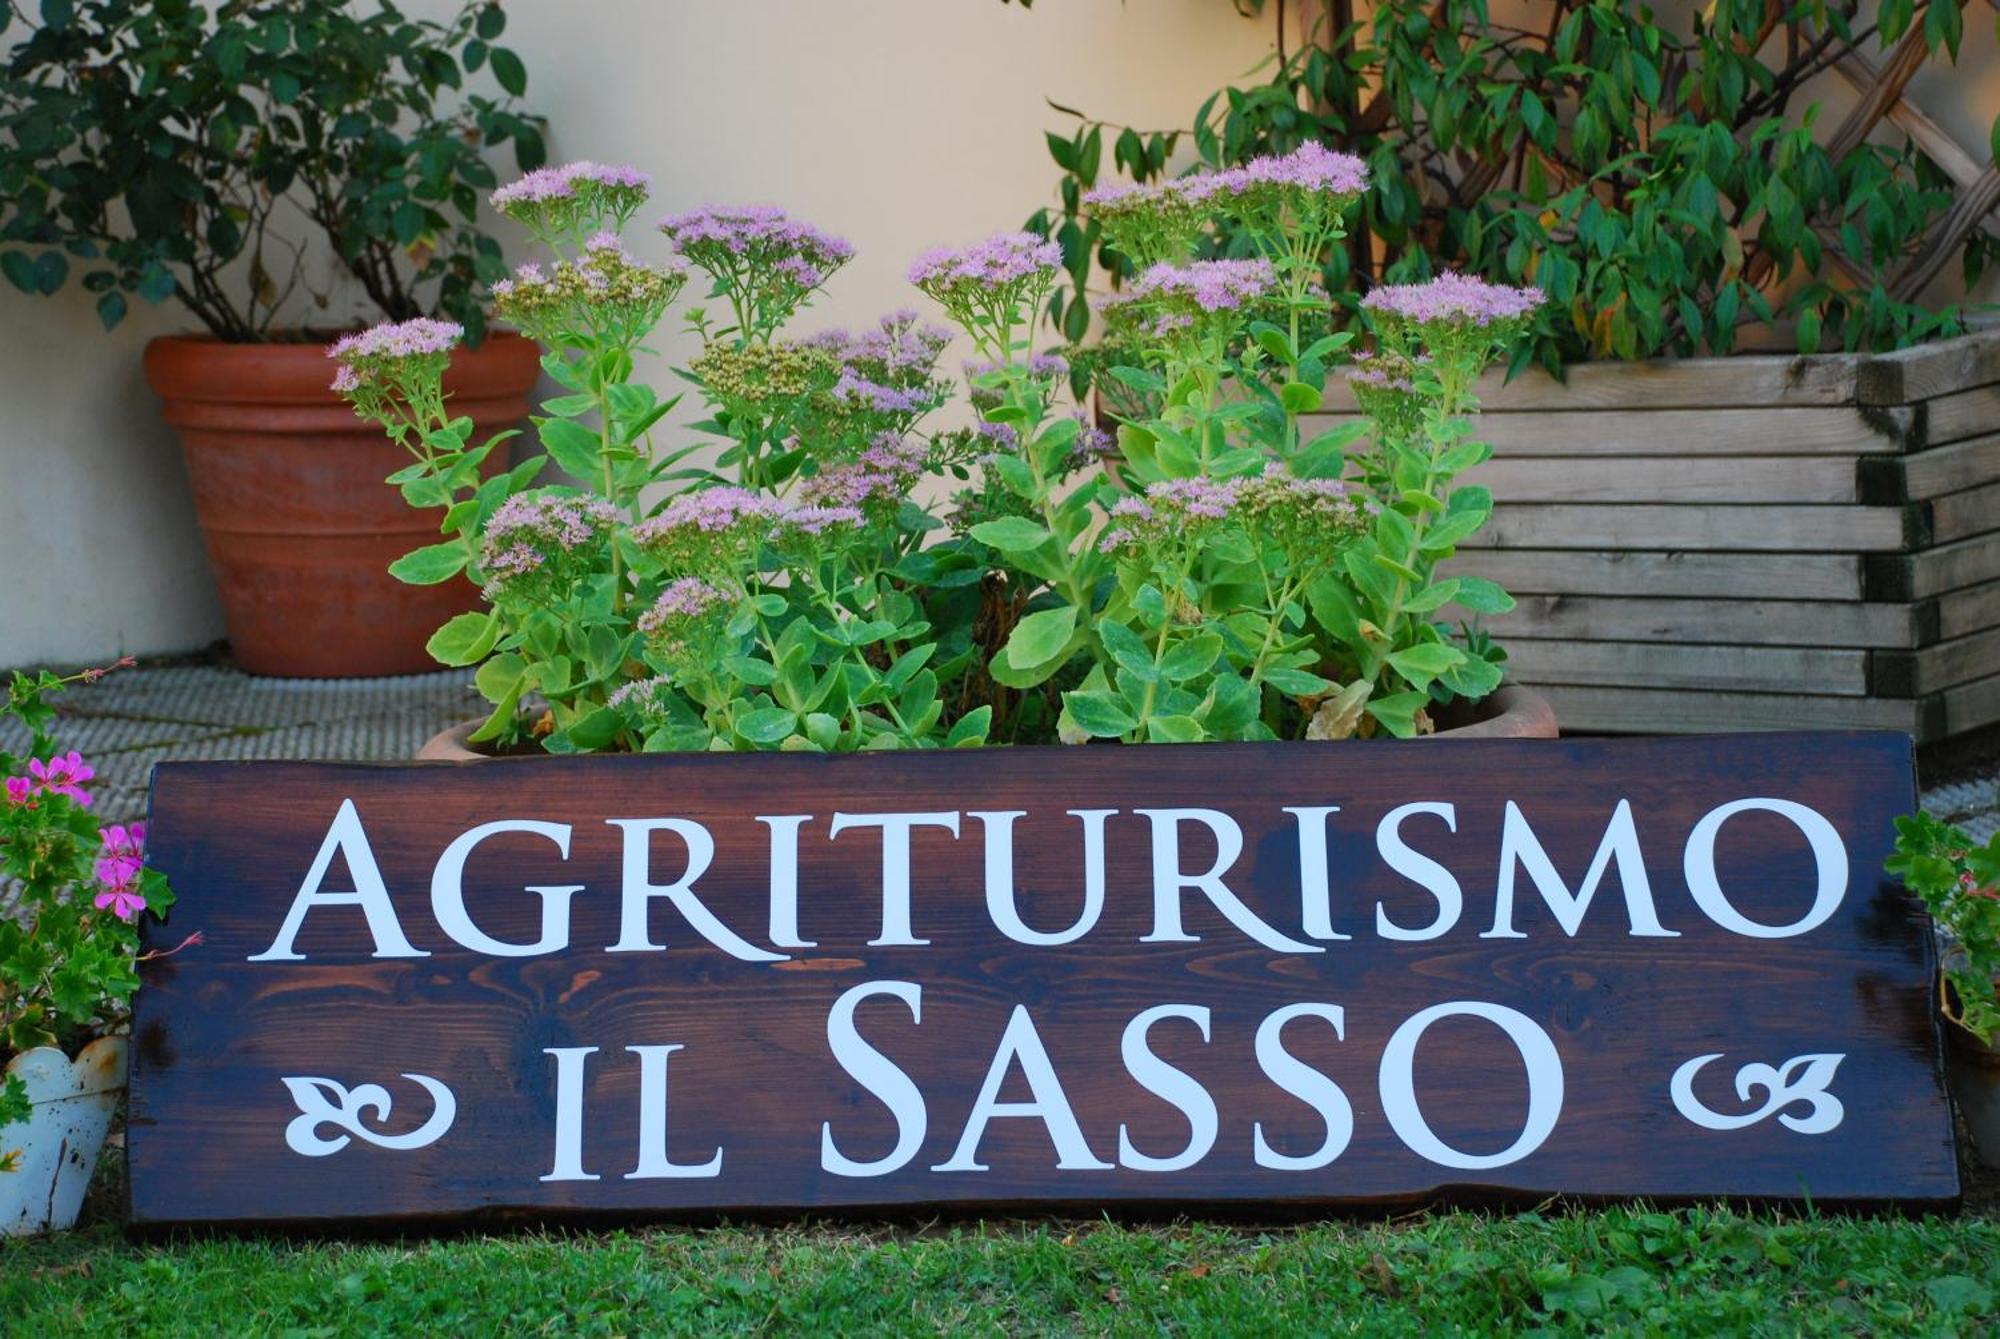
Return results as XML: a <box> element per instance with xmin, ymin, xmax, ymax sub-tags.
<box><xmin>1312</xmin><ymin>355</ymin><xmax>1863</xmax><ymax>413</ymax></box>
<box><xmin>1303</xmin><ymin>407</ymin><xmax>1901</xmax><ymax>456</ymax></box>
<box><xmin>1529</xmin><ymin>689</ymin><xmax>1927</xmax><ymax>735</ymax></box>
<box><xmin>1467</xmin><ymin>595</ymin><xmax>1920</xmax><ymax>649</ymax></box>
<box><xmin>1460</xmin><ymin>505</ymin><xmax>1912</xmax><ymax>553</ymax></box>
<box><xmin>1872</xmin><ymin>626</ymin><xmax>2000</xmax><ymax>697</ymax></box>
<box><xmin>1501</xmin><ymin>640</ymin><xmax>1868</xmax><ymax>695</ymax></box>
<box><xmin>1446</xmin><ymin>550</ymin><xmax>1864</xmax><ymax>601</ymax></box>
<box><xmin>1866</xmin><ymin>531</ymin><xmax>2000</xmax><ymax>601</ymax></box>
<box><xmin>1917</xmin><ymin>384</ymin><xmax>2000</xmax><ymax>451</ymax></box>
<box><xmin>1473</xmin><ymin>456</ymin><xmax>1859</xmax><ymax>505</ymax></box>
<box><xmin>130</xmin><ymin>738</ymin><xmax>1955</xmax><ymax>1227</ymax></box>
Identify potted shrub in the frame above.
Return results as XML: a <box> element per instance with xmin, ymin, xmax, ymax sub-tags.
<box><xmin>327</xmin><ymin>151</ymin><xmax>1554</xmax><ymax>761</ymax></box>
<box><xmin>1</xmin><ymin>663</ymin><xmax>183</xmax><ymax>1235</ymax></box>
<box><xmin>0</xmin><ymin>0</ymin><xmax>546</xmax><ymax>677</ymax></box>
<box><xmin>1887</xmin><ymin>810</ymin><xmax>2000</xmax><ymax>1168</ymax></box>
<box><xmin>1019</xmin><ymin>0</ymin><xmax>2000</xmax><ymax>741</ymax></box>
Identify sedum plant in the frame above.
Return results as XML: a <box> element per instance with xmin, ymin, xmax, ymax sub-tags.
<box><xmin>1887</xmin><ymin>811</ymin><xmax>2000</xmax><ymax>1044</ymax></box>
<box><xmin>335</xmin><ymin>147</ymin><xmax>1540</xmax><ymax>753</ymax></box>
<box><xmin>1</xmin><ymin>663</ymin><xmax>181</xmax><ymax>1165</ymax></box>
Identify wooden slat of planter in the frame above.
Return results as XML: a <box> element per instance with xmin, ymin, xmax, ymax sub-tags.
<box><xmin>1858</xmin><ymin>331</ymin><xmax>2000</xmax><ymax>406</ymax></box>
<box><xmin>1940</xmin><ymin>579</ymin><xmax>2000</xmax><ymax>640</ymax></box>
<box><xmin>1945</xmin><ymin>671</ymin><xmax>2000</xmax><ymax>736</ymax></box>
<box><xmin>1473</xmin><ymin>595</ymin><xmax>1919</xmax><ymax>648</ymax></box>
<box><xmin>1314</xmin><ymin>354</ymin><xmax>1863</xmax><ymax>413</ymax></box>
<box><xmin>1927</xmin><ymin>479</ymin><xmax>2000</xmax><ymax>544</ymax></box>
<box><xmin>1534</xmin><ymin>685</ymin><xmax>1926</xmax><ymax>734</ymax></box>
<box><xmin>1503</xmin><ymin>639</ymin><xmax>1868</xmax><ymax>695</ymax></box>
<box><xmin>1860</xmin><ymin>431</ymin><xmax>2000</xmax><ymax>502</ymax></box>
<box><xmin>1865</xmin><ymin>530</ymin><xmax>2000</xmax><ymax>600</ymax></box>
<box><xmin>1462</xmin><ymin>504</ymin><xmax>1914</xmax><ymax>552</ymax></box>
<box><xmin>1475</xmin><ymin>455</ymin><xmax>1859</xmax><ymax>504</ymax></box>
<box><xmin>1918</xmin><ymin>384</ymin><xmax>2000</xmax><ymax>450</ymax></box>
<box><xmin>1872</xmin><ymin>626</ymin><xmax>2000</xmax><ymax>697</ymax></box>
<box><xmin>1304</xmin><ymin>407</ymin><xmax>1902</xmax><ymax>456</ymax></box>
<box><xmin>1450</xmin><ymin>549</ymin><xmax>1863</xmax><ymax>600</ymax></box>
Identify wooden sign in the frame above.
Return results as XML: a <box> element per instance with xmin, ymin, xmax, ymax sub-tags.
<box><xmin>131</xmin><ymin>732</ymin><xmax>1958</xmax><ymax>1226</ymax></box>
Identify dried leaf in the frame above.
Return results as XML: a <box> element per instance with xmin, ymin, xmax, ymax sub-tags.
<box><xmin>1306</xmin><ymin>681</ymin><xmax>1372</xmax><ymax>741</ymax></box>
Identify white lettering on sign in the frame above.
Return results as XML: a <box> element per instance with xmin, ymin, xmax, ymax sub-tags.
<box><xmin>822</xmin><ymin>980</ymin><xmax>928</xmax><ymax>1178</ymax></box>
<box><xmin>1116</xmin><ymin>1004</ymin><xmax>1217</xmax><ymax>1172</ymax></box>
<box><xmin>1485</xmin><ymin>800</ymin><xmax>1678</xmax><ymax>939</ymax></box>
<box><xmin>1136</xmin><ymin>808</ymin><xmax>1322</xmax><ymax>955</ymax></box>
<box><xmin>828</xmin><ymin>811</ymin><xmax>961</xmax><ymax>947</ymax></box>
<box><xmin>430</xmin><ymin>819</ymin><xmax>581</xmax><ymax>957</ymax></box>
<box><xmin>605</xmin><ymin>817</ymin><xmax>784</xmax><ymax>962</ymax></box>
<box><xmin>932</xmin><ymin>1005</ymin><xmax>1113</xmax><ymax>1172</ymax></box>
<box><xmin>250</xmin><ymin>792</ymin><xmax>1853</xmax><ymax>964</ymax></box>
<box><xmin>1251</xmin><ymin>1003</ymin><xmax>1353</xmax><ymax>1171</ymax></box>
<box><xmin>1378</xmin><ymin>1001</ymin><xmax>1564</xmax><ymax>1170</ymax></box>
<box><xmin>1683</xmin><ymin>798</ymin><xmax>1849</xmax><ymax>938</ymax></box>
<box><xmin>250</xmin><ymin>798</ymin><xmax>428</xmax><ymax>962</ymax></box>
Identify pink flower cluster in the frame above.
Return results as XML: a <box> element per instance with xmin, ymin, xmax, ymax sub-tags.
<box><xmin>802</xmin><ymin>434</ymin><xmax>928</xmax><ymax>512</ymax></box>
<box><xmin>635</xmin><ymin>486</ymin><xmax>775</xmax><ymax>539</ymax></box>
<box><xmin>802</xmin><ymin>310</ymin><xmax>953</xmax><ymax>375</ymax></box>
<box><xmin>327</xmin><ymin>318</ymin><xmax>464</xmax><ymax>393</ymax></box>
<box><xmin>491</xmin><ymin>161</ymin><xmax>651</xmax><ymax>210</ymax></box>
<box><xmin>1100</xmin><ymin>476</ymin><xmax>1245</xmax><ymax>552</ymax></box>
<box><xmin>1361</xmin><ymin>272</ymin><xmax>1546</xmax><ymax>329</ymax></box>
<box><xmin>10</xmin><ymin>751</ymin><xmax>95</xmax><ymax>807</ymax></box>
<box><xmin>1223</xmin><ymin>142</ymin><xmax>1370</xmax><ymax>198</ymax></box>
<box><xmin>94</xmin><ymin>823</ymin><xmax>146</xmax><ymax>922</ymax></box>
<box><xmin>1128</xmin><ymin>259</ymin><xmax>1276</xmax><ymax>313</ymax></box>
<box><xmin>660</xmin><ymin>205</ymin><xmax>855</xmax><ymax>287</ymax></box>
<box><xmin>639</xmin><ymin>576</ymin><xmax>730</xmax><ymax>630</ymax></box>
<box><xmin>479</xmin><ymin>491</ymin><xmax>620</xmax><ymax>596</ymax></box>
<box><xmin>908</xmin><ymin>232</ymin><xmax>1063</xmax><ymax>291</ymax></box>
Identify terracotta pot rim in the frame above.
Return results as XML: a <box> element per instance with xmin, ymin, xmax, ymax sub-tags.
<box><xmin>416</xmin><ymin>685</ymin><xmax>1561</xmax><ymax>762</ymax></box>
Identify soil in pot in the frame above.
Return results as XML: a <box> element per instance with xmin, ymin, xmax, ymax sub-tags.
<box><xmin>144</xmin><ymin>332</ymin><xmax>541</xmax><ymax>678</ymax></box>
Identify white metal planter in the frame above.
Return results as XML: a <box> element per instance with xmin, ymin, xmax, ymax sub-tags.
<box><xmin>0</xmin><ymin>1037</ymin><xmax>126</xmax><ymax>1235</ymax></box>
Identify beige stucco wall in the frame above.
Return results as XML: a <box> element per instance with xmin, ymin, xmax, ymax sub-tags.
<box><xmin>1</xmin><ymin>0</ymin><xmax>1994</xmax><ymax>667</ymax></box>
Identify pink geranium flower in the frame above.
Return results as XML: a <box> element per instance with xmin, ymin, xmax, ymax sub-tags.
<box><xmin>27</xmin><ymin>751</ymin><xmax>94</xmax><ymax>806</ymax></box>
<box><xmin>95</xmin><ymin>822</ymin><xmax>146</xmax><ymax>889</ymax></box>
<box><xmin>94</xmin><ymin>881</ymin><xmax>147</xmax><ymax>922</ymax></box>
<box><xmin>3</xmin><ymin>776</ymin><xmax>31</xmax><ymax>806</ymax></box>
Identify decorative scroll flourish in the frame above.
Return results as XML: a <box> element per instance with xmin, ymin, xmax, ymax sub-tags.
<box><xmin>1670</xmin><ymin>1053</ymin><xmax>1846</xmax><ymax>1134</ymax></box>
<box><xmin>281</xmin><ymin>1073</ymin><xmax>457</xmax><ymax>1157</ymax></box>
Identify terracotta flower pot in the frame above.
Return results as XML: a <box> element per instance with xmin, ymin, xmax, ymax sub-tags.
<box><xmin>144</xmin><ymin>333</ymin><xmax>541</xmax><ymax>678</ymax></box>
<box><xmin>414</xmin><ymin>685</ymin><xmax>1559</xmax><ymax>762</ymax></box>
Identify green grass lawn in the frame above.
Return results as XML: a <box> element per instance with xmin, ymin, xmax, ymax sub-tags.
<box><xmin>7</xmin><ymin>1204</ymin><xmax>2000</xmax><ymax>1335</ymax></box>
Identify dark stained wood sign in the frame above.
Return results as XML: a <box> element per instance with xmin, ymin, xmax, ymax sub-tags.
<box><xmin>131</xmin><ymin>732</ymin><xmax>1958</xmax><ymax>1226</ymax></box>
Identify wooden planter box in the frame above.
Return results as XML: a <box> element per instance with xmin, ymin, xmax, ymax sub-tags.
<box><xmin>1307</xmin><ymin>327</ymin><xmax>2000</xmax><ymax>740</ymax></box>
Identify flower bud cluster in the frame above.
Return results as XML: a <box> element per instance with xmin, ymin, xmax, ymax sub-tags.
<box><xmin>491</xmin><ymin>162</ymin><xmax>652</xmax><ymax>241</ymax></box>
<box><xmin>660</xmin><ymin>205</ymin><xmax>855</xmax><ymax>336</ymax></box>
<box><xmin>327</xmin><ymin>317</ymin><xmax>463</xmax><ymax>401</ymax></box>
<box><xmin>636</xmin><ymin>577</ymin><xmax>733</xmax><ymax>666</ymax></box>
<box><xmin>492</xmin><ymin>236</ymin><xmax>688</xmax><ymax>348</ymax></box>
<box><xmin>690</xmin><ymin>342</ymin><xmax>837</xmax><ymax>424</ymax></box>
<box><xmin>800</xmin><ymin>433</ymin><xmax>929</xmax><ymax>523</ymax></box>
